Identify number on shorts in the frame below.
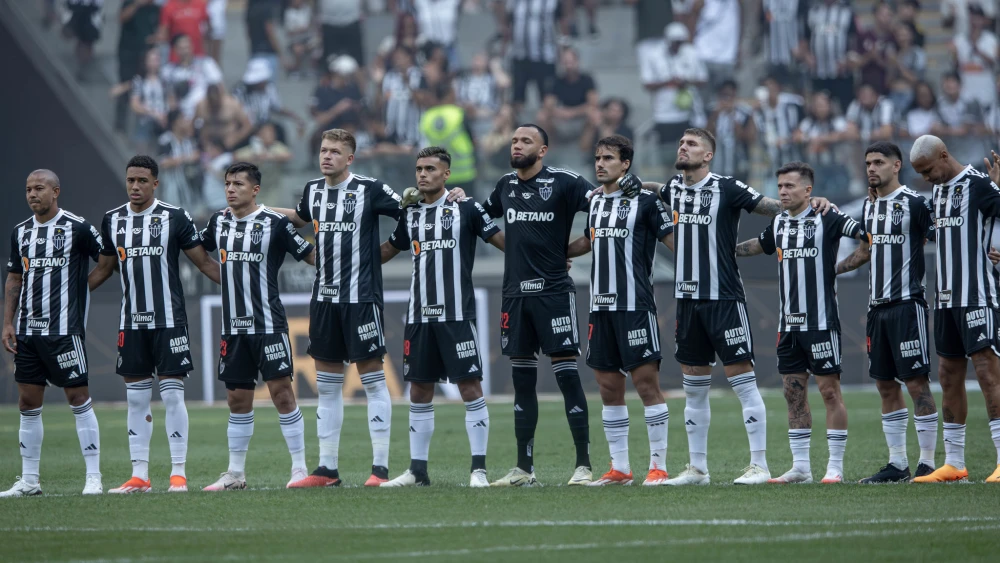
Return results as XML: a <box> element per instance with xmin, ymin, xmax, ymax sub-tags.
<box><xmin>588</xmin><ymin>323</ymin><xmax>594</xmax><ymax>341</ymax></box>
<box><xmin>403</xmin><ymin>339</ymin><xmax>410</xmax><ymax>356</ymax></box>
<box><xmin>117</xmin><ymin>331</ymin><xmax>124</xmax><ymax>348</ymax></box>
<box><xmin>220</xmin><ymin>339</ymin><xmax>228</xmax><ymax>357</ymax></box>
<box><xmin>501</xmin><ymin>312</ymin><xmax>510</xmax><ymax>330</ymax></box>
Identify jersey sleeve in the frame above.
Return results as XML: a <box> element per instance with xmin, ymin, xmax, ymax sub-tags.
<box><xmin>294</xmin><ymin>182</ymin><xmax>312</xmax><ymax>223</ymax></box>
<box><xmin>99</xmin><ymin>214</ymin><xmax>116</xmax><ymax>257</ymax></box>
<box><xmin>722</xmin><ymin>177</ymin><xmax>765</xmax><ymax>212</ymax></box>
<box><xmin>175</xmin><ymin>209</ymin><xmax>203</xmax><ymax>250</ymax></box>
<box><xmin>470</xmin><ymin>201</ymin><xmax>501</xmax><ymax>242</ymax></box>
<box><xmin>279</xmin><ymin>217</ymin><xmax>314</xmax><ymax>261</ymax></box>
<box><xmin>389</xmin><ymin>211</ymin><xmax>410</xmax><ymax>251</ymax></box>
<box><xmin>652</xmin><ymin>198</ymin><xmax>674</xmax><ymax>239</ymax></box>
<box><xmin>79</xmin><ymin>221</ymin><xmax>105</xmax><ymax>262</ymax></box>
<box><xmin>482</xmin><ymin>177</ymin><xmax>505</xmax><ymax>218</ymax></box>
<box><xmin>915</xmin><ymin>196</ymin><xmax>935</xmax><ymax>241</ymax></box>
<box><xmin>975</xmin><ymin>177</ymin><xmax>1000</xmax><ymax>218</ymax></box>
<box><xmin>7</xmin><ymin>230</ymin><xmax>21</xmax><ymax>274</ymax></box>
<box><xmin>374</xmin><ymin>182</ymin><xmax>403</xmax><ymax>219</ymax></box>
<box><xmin>828</xmin><ymin>210</ymin><xmax>864</xmax><ymax>240</ymax></box>
<box><xmin>759</xmin><ymin>222</ymin><xmax>777</xmax><ymax>255</ymax></box>
<box><xmin>200</xmin><ymin>215</ymin><xmax>218</xmax><ymax>252</ymax></box>
<box><xmin>570</xmin><ymin>174</ymin><xmax>596</xmax><ymax>213</ymax></box>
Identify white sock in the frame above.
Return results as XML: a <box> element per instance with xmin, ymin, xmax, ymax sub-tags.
<box><xmin>159</xmin><ymin>379</ymin><xmax>188</xmax><ymax>478</ymax></box>
<box><xmin>991</xmin><ymin>419</ymin><xmax>1000</xmax><ymax>465</ymax></box>
<box><xmin>409</xmin><ymin>403</ymin><xmax>434</xmax><ymax>462</ymax></box>
<box><xmin>362</xmin><ymin>371</ymin><xmax>391</xmax><ymax>468</ymax></box>
<box><xmin>826</xmin><ymin>430</ymin><xmax>847</xmax><ymax>477</ymax></box>
<box><xmin>943</xmin><ymin>422</ymin><xmax>966</xmax><ymax>470</ymax></box>
<box><xmin>602</xmin><ymin>405</ymin><xmax>630</xmax><ymax>474</ymax></box>
<box><xmin>72</xmin><ymin>399</ymin><xmax>101</xmax><ymax>475</ymax></box>
<box><xmin>730</xmin><ymin>372</ymin><xmax>768</xmax><ymax>470</ymax></box>
<box><xmin>882</xmin><ymin>408</ymin><xmax>909</xmax><ymax>470</ymax></box>
<box><xmin>464</xmin><ymin>398</ymin><xmax>489</xmax><ymax>458</ymax></box>
<box><xmin>227</xmin><ymin>412</ymin><xmax>254</xmax><ymax>474</ymax></box>
<box><xmin>19</xmin><ymin>407</ymin><xmax>43</xmax><ymax>485</ymax></box>
<box><xmin>125</xmin><ymin>379</ymin><xmax>153</xmax><ymax>480</ymax></box>
<box><xmin>279</xmin><ymin>408</ymin><xmax>306</xmax><ymax>472</ymax></box>
<box><xmin>644</xmin><ymin>403</ymin><xmax>668</xmax><ymax>471</ymax></box>
<box><xmin>914</xmin><ymin>413</ymin><xmax>939</xmax><ymax>468</ymax></box>
<box><xmin>789</xmin><ymin>429</ymin><xmax>811</xmax><ymax>474</ymax></box>
<box><xmin>316</xmin><ymin>371</ymin><xmax>344</xmax><ymax>470</ymax></box>
<box><xmin>682</xmin><ymin>375</ymin><xmax>711</xmax><ymax>473</ymax></box>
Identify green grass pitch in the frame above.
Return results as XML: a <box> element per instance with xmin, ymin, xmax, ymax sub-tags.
<box><xmin>1</xmin><ymin>390</ymin><xmax>998</xmax><ymax>562</ymax></box>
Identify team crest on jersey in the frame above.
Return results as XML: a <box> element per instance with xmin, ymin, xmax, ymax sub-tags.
<box><xmin>343</xmin><ymin>193</ymin><xmax>357</xmax><ymax>214</ymax></box>
<box><xmin>951</xmin><ymin>184</ymin><xmax>965</xmax><ymax>208</ymax></box>
<box><xmin>617</xmin><ymin>200</ymin><xmax>630</xmax><ymax>220</ymax></box>
<box><xmin>149</xmin><ymin>217</ymin><xmax>162</xmax><ymax>238</ymax></box>
<box><xmin>891</xmin><ymin>203</ymin><xmax>904</xmax><ymax>225</ymax></box>
<box><xmin>440</xmin><ymin>208</ymin><xmax>454</xmax><ymax>230</ymax></box>
<box><xmin>539</xmin><ymin>184</ymin><xmax>552</xmax><ymax>201</ymax></box>
<box><xmin>51</xmin><ymin>228</ymin><xmax>66</xmax><ymax>250</ymax></box>
<box><xmin>802</xmin><ymin>220</ymin><xmax>815</xmax><ymax>239</ymax></box>
<box><xmin>700</xmin><ymin>190</ymin><xmax>713</xmax><ymax>208</ymax></box>
<box><xmin>250</xmin><ymin>223</ymin><xmax>264</xmax><ymax>244</ymax></box>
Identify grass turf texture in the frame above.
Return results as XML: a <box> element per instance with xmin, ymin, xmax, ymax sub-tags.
<box><xmin>1</xmin><ymin>390</ymin><xmax>998</xmax><ymax>562</ymax></box>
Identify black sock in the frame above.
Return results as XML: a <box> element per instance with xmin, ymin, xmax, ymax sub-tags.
<box><xmin>554</xmin><ymin>359</ymin><xmax>591</xmax><ymax>469</ymax></box>
<box><xmin>410</xmin><ymin>459</ymin><xmax>428</xmax><ymax>475</ymax></box>
<box><xmin>512</xmin><ymin>357</ymin><xmax>539</xmax><ymax>472</ymax></box>
<box><xmin>471</xmin><ymin>455</ymin><xmax>486</xmax><ymax>471</ymax></box>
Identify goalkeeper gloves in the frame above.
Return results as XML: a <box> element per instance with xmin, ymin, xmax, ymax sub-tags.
<box><xmin>400</xmin><ymin>187</ymin><xmax>423</xmax><ymax>207</ymax></box>
<box><xmin>618</xmin><ymin>173</ymin><xmax>642</xmax><ymax>198</ymax></box>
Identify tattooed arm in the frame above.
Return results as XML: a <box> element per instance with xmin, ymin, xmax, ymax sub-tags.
<box><xmin>750</xmin><ymin>197</ymin><xmax>784</xmax><ymax>218</ymax></box>
<box><xmin>835</xmin><ymin>239</ymin><xmax>871</xmax><ymax>275</ymax></box>
<box><xmin>735</xmin><ymin>238</ymin><xmax>764</xmax><ymax>257</ymax></box>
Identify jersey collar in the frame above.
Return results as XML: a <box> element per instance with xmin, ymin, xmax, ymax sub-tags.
<box><xmin>325</xmin><ymin>173</ymin><xmax>354</xmax><ymax>191</ymax></box>
<box><xmin>127</xmin><ymin>199</ymin><xmax>160</xmax><ymax>216</ymax></box>
<box><xmin>232</xmin><ymin>206</ymin><xmax>265</xmax><ymax>222</ymax></box>
<box><xmin>32</xmin><ymin>209</ymin><xmax>64</xmax><ymax>228</ymax></box>
<box><xmin>600</xmin><ymin>189</ymin><xmax>624</xmax><ymax>198</ymax></box>
<box><xmin>943</xmin><ymin>165</ymin><xmax>972</xmax><ymax>187</ymax></box>
<box><xmin>788</xmin><ymin>206</ymin><xmax>813</xmax><ymax>220</ymax></box>
<box><xmin>876</xmin><ymin>185</ymin><xmax>907</xmax><ymax>201</ymax></box>
<box><xmin>682</xmin><ymin>173</ymin><xmax>712</xmax><ymax>190</ymax></box>
<box><xmin>418</xmin><ymin>190</ymin><xmax>449</xmax><ymax>208</ymax></box>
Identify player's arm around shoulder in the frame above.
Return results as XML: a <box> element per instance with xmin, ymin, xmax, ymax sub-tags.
<box><xmin>738</xmin><ymin>218</ymin><xmax>775</xmax><ymax>258</ymax></box>
<box><xmin>381</xmin><ymin>208</ymin><xmax>411</xmax><ymax>264</ymax></box>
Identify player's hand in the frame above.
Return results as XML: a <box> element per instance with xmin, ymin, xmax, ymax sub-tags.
<box><xmin>446</xmin><ymin>187</ymin><xmax>467</xmax><ymax>201</ymax></box>
<box><xmin>2</xmin><ymin>324</ymin><xmax>16</xmax><ymax>354</ymax></box>
<box><xmin>587</xmin><ymin>186</ymin><xmax>602</xmax><ymax>201</ymax></box>
<box><xmin>990</xmin><ymin>247</ymin><xmax>1000</xmax><ymax>266</ymax></box>
<box><xmin>400</xmin><ymin>187</ymin><xmax>423</xmax><ymax>207</ymax></box>
<box><xmin>868</xmin><ymin>186</ymin><xmax>878</xmax><ymax>202</ymax></box>
<box><xmin>618</xmin><ymin>173</ymin><xmax>642</xmax><ymax>198</ymax></box>
<box><xmin>810</xmin><ymin>197</ymin><xmax>839</xmax><ymax>215</ymax></box>
<box><xmin>984</xmin><ymin>150</ymin><xmax>1000</xmax><ymax>184</ymax></box>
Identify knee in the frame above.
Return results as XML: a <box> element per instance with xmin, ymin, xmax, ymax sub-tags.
<box><xmin>875</xmin><ymin>380</ymin><xmax>900</xmax><ymax>400</ymax></box>
<box><xmin>409</xmin><ymin>383</ymin><xmax>435</xmax><ymax>404</ymax></box>
<box><xmin>66</xmin><ymin>388</ymin><xmax>90</xmax><ymax>407</ymax></box>
<box><xmin>818</xmin><ymin>382</ymin><xmax>842</xmax><ymax>407</ymax></box>
<box><xmin>18</xmin><ymin>395</ymin><xmax>42</xmax><ymax>411</ymax></box>
<box><xmin>457</xmin><ymin>380</ymin><xmax>482</xmax><ymax>403</ymax></box>
<box><xmin>904</xmin><ymin>377</ymin><xmax>930</xmax><ymax>396</ymax></box>
<box><xmin>633</xmin><ymin>377</ymin><xmax>663</xmax><ymax>404</ymax></box>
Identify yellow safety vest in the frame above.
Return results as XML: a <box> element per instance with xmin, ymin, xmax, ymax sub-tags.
<box><xmin>420</xmin><ymin>105</ymin><xmax>476</xmax><ymax>184</ymax></box>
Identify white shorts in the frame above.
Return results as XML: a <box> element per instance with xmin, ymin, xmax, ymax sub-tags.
<box><xmin>207</xmin><ymin>0</ymin><xmax>226</xmax><ymax>40</ymax></box>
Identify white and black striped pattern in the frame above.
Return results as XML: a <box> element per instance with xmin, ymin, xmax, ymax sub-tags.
<box><xmin>788</xmin><ymin>428</ymin><xmax>811</xmax><ymax>441</ymax></box>
<box><xmin>316</xmin><ymin>371</ymin><xmax>345</xmax><ymax>385</ymax></box>
<box><xmin>507</xmin><ymin>0</ymin><xmax>560</xmax><ymax>64</ymax></box>
<box><xmin>932</xmin><ymin>166</ymin><xmax>1000</xmax><ymax>309</ymax></box>
<box><xmin>159</xmin><ymin>379</ymin><xmax>184</xmax><ymax>394</ymax></box>
<box><xmin>881</xmin><ymin>409</ymin><xmax>908</xmax><ymax>424</ymax></box>
<box><xmin>510</xmin><ymin>357</ymin><xmax>538</xmax><ymax>369</ymax></box>
<box><xmin>551</xmin><ymin>359</ymin><xmax>576</xmax><ymax>375</ymax></box>
<box><xmin>805</xmin><ymin>2</ymin><xmax>855</xmax><ymax>79</ymax></box>
<box><xmin>602</xmin><ymin>415</ymin><xmax>630</xmax><ymax>430</ymax></box>
<box><xmin>70</xmin><ymin>399</ymin><xmax>95</xmax><ymax>416</ymax></box>
<box><xmin>826</xmin><ymin>430</ymin><xmax>846</xmax><ymax>443</ymax></box>
<box><xmin>644</xmin><ymin>407</ymin><xmax>669</xmax><ymax>426</ymax></box>
<box><xmin>410</xmin><ymin>403</ymin><xmax>434</xmax><ymax>414</ymax></box>
<box><xmin>763</xmin><ymin>209</ymin><xmax>861</xmax><ymax>332</ymax></box>
<box><xmin>465</xmin><ymin>397</ymin><xmax>487</xmax><ymax>412</ymax></box>
<box><xmin>10</xmin><ymin>210</ymin><xmax>102</xmax><ymax>337</ymax></box>
<box><xmin>103</xmin><ymin>200</ymin><xmax>200</xmax><ymax>330</ymax></box>
<box><xmin>359</xmin><ymin>370</ymin><xmax>386</xmax><ymax>386</ymax></box>
<box><xmin>845</xmin><ymin>98</ymin><xmax>895</xmax><ymax>142</ymax></box>
<box><xmin>279</xmin><ymin>408</ymin><xmax>304</xmax><ymax>426</ymax></box>
<box><xmin>913</xmin><ymin>303</ymin><xmax>930</xmax><ymax>365</ymax></box>
<box><xmin>381</xmin><ymin>67</ymin><xmax>424</xmax><ymax>147</ymax></box>
<box><xmin>131</xmin><ymin>75</ymin><xmax>167</xmax><ymax>118</ymax></box>
<box><xmin>712</xmin><ymin>103</ymin><xmax>754</xmax><ymax>178</ymax></box>
<box><xmin>728</xmin><ymin>372</ymin><xmax>757</xmax><ymax>390</ymax></box>
<box><xmin>681</xmin><ymin>375</ymin><xmax>712</xmax><ymax>389</ymax></box>
<box><xmin>295</xmin><ymin>174</ymin><xmax>402</xmax><ymax>306</ymax></box>
<box><xmin>233</xmin><ymin>82</ymin><xmax>282</xmax><ymax>126</ymax></box>
<box><xmin>863</xmin><ymin>187</ymin><xmax>934</xmax><ymax>308</ymax></box>
<box><xmin>737</xmin><ymin>301</ymin><xmax>755</xmax><ymax>353</ymax></box>
<box><xmin>126</xmin><ymin>378</ymin><xmax>153</xmax><ymax>392</ymax></box>
<box><xmin>229</xmin><ymin>412</ymin><xmax>254</xmax><ymax>425</ymax></box>
<box><xmin>21</xmin><ymin>407</ymin><xmax>42</xmax><ymax>417</ymax></box>
<box><xmin>454</xmin><ymin>73</ymin><xmax>499</xmax><ymax>112</ymax></box>
<box><xmin>754</xmin><ymin>93</ymin><xmax>804</xmax><ymax>166</ymax></box>
<box><xmin>764</xmin><ymin>0</ymin><xmax>804</xmax><ymax>66</ymax></box>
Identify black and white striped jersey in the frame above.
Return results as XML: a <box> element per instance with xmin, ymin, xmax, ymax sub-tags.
<box><xmin>931</xmin><ymin>165</ymin><xmax>1000</xmax><ymax>309</ymax></box>
<box><xmin>804</xmin><ymin>1</ymin><xmax>855</xmax><ymax>79</ymax></box>
<box><xmin>760</xmin><ymin>208</ymin><xmax>863</xmax><ymax>332</ymax></box>
<box><xmin>295</xmin><ymin>174</ymin><xmax>403</xmax><ymax>307</ymax></box>
<box><xmin>665</xmin><ymin>173</ymin><xmax>764</xmax><ymax>301</ymax></box>
<box><xmin>483</xmin><ymin>166</ymin><xmax>595</xmax><ymax>298</ymax></box>
<box><xmin>506</xmin><ymin>0</ymin><xmax>561</xmax><ymax>64</ymax></box>
<box><xmin>389</xmin><ymin>195</ymin><xmax>501</xmax><ymax>323</ymax></box>
<box><xmin>862</xmin><ymin>187</ymin><xmax>935</xmax><ymax>308</ymax></box>
<box><xmin>586</xmin><ymin>190</ymin><xmax>673</xmax><ymax>312</ymax></box>
<box><xmin>100</xmin><ymin>200</ymin><xmax>202</xmax><ymax>330</ymax></box>
<box><xmin>7</xmin><ymin>209</ymin><xmax>104</xmax><ymax>336</ymax></box>
<box><xmin>202</xmin><ymin>207</ymin><xmax>314</xmax><ymax>335</ymax></box>
<box><xmin>764</xmin><ymin>0</ymin><xmax>805</xmax><ymax>66</ymax></box>
<box><xmin>845</xmin><ymin>98</ymin><xmax>895</xmax><ymax>142</ymax></box>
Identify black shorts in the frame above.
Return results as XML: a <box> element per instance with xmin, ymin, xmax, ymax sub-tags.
<box><xmin>117</xmin><ymin>327</ymin><xmax>193</xmax><ymax>378</ymax></box>
<box><xmin>501</xmin><ymin>293</ymin><xmax>581</xmax><ymax>358</ymax></box>
<box><xmin>586</xmin><ymin>310</ymin><xmax>662</xmax><ymax>372</ymax></box>
<box><xmin>308</xmin><ymin>301</ymin><xmax>386</xmax><ymax>363</ymax></box>
<box><xmin>403</xmin><ymin>321</ymin><xmax>483</xmax><ymax>384</ymax></box>
<box><xmin>934</xmin><ymin>306</ymin><xmax>1000</xmax><ymax>359</ymax></box>
<box><xmin>14</xmin><ymin>335</ymin><xmax>89</xmax><ymax>388</ymax></box>
<box><xmin>674</xmin><ymin>299</ymin><xmax>755</xmax><ymax>366</ymax></box>
<box><xmin>63</xmin><ymin>6</ymin><xmax>101</xmax><ymax>45</ymax></box>
<box><xmin>777</xmin><ymin>329</ymin><xmax>842</xmax><ymax>376</ymax></box>
<box><xmin>512</xmin><ymin>59</ymin><xmax>556</xmax><ymax>104</ymax></box>
<box><xmin>867</xmin><ymin>301</ymin><xmax>931</xmax><ymax>381</ymax></box>
<box><xmin>219</xmin><ymin>333</ymin><xmax>294</xmax><ymax>390</ymax></box>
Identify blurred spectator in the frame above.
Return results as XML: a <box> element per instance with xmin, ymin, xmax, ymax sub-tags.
<box><xmin>798</xmin><ymin>0</ymin><xmax>857</xmax><ymax>109</ymax></box>
<box><xmin>454</xmin><ymin>52</ymin><xmax>507</xmax><ymax>137</ymax></box>
<box><xmin>130</xmin><ymin>49</ymin><xmax>170</xmax><ymax>153</ymax></box>
<box><xmin>481</xmin><ymin>103</ymin><xmax>517</xmax><ymax>168</ymax></box>
<box><xmin>200</xmin><ymin>136</ymin><xmax>232</xmax><ymax>211</ymax></box>
<box><xmin>284</xmin><ymin>0</ymin><xmax>320</xmax><ymax>78</ymax></box>
<box><xmin>639</xmin><ymin>23</ymin><xmax>707</xmax><ymax>148</ymax></box>
<box><xmin>624</xmin><ymin>0</ymin><xmax>673</xmax><ymax>44</ymax></box>
<box><xmin>157</xmin><ymin>110</ymin><xmax>202</xmax><ymax>210</ymax></box>
<box><xmin>670</xmin><ymin>0</ymin><xmax>697</xmax><ymax>32</ymax></box>
<box><xmin>234</xmin><ymin>122</ymin><xmax>293</xmax><ymax>205</ymax></box>
<box><xmin>504</xmin><ymin>0</ymin><xmax>561</xmax><ymax>111</ymax></box>
<box><xmin>985</xmin><ymin>75</ymin><xmax>1000</xmax><ymax>142</ymax></box>
<box><xmin>117</xmin><ymin>0</ymin><xmax>162</xmax><ymax>133</ymax></box>
<box><xmin>951</xmin><ymin>4</ymin><xmax>998</xmax><ymax>108</ymax></box>
<box><xmin>161</xmin><ymin>34</ymin><xmax>223</xmax><ymax>118</ymax></box>
<box><xmin>943</xmin><ymin>0</ymin><xmax>998</xmax><ymax>37</ymax></box>
<box><xmin>309</xmin><ymin>55</ymin><xmax>364</xmax><ymax>153</ymax></box>
<box><xmin>205</xmin><ymin>0</ymin><xmax>226</xmax><ymax>61</ymax></box>
<box><xmin>851</xmin><ymin>2</ymin><xmax>897</xmax><ymax>95</ymax></box>
<box><xmin>887</xmin><ymin>23</ymin><xmax>926</xmax><ymax>114</ymax></box>
<box><xmin>897</xmin><ymin>0</ymin><xmax>925</xmax><ymax>47</ymax></box>
<box><xmin>562</xmin><ymin>0</ymin><xmax>599</xmax><ymax>39</ymax></box>
<box><xmin>246</xmin><ymin>0</ymin><xmax>283</xmax><ymax>77</ymax></box>
<box><xmin>794</xmin><ymin>90</ymin><xmax>849</xmax><ymax>195</ymax></box>
<box><xmin>194</xmin><ymin>84</ymin><xmax>254</xmax><ymax>150</ymax></box>
<box><xmin>159</xmin><ymin>0</ymin><xmax>210</xmax><ymax>61</ymax></box>
<box><xmin>420</xmin><ymin>85</ymin><xmax>477</xmax><ymax>188</ymax></box>
<box><xmin>233</xmin><ymin>59</ymin><xmax>307</xmax><ymax>141</ymax></box>
<box><xmin>580</xmin><ymin>98</ymin><xmax>635</xmax><ymax>155</ymax></box>
<box><xmin>422</xmin><ymin>42</ymin><xmax>453</xmax><ymax>77</ymax></box>
<box><xmin>319</xmin><ymin>0</ymin><xmax>365</xmax><ymax>66</ymax></box>
<box><xmin>708</xmin><ymin>80</ymin><xmax>755</xmax><ymax>178</ymax></box>
<box><xmin>845</xmin><ymin>83</ymin><xmax>895</xmax><ymax>143</ymax></box>
<box><xmin>899</xmin><ymin>81</ymin><xmax>941</xmax><ymax>138</ymax></box>
<box><xmin>753</xmin><ymin>76</ymin><xmax>804</xmax><ymax>168</ymax></box>
<box><xmin>935</xmin><ymin>72</ymin><xmax>983</xmax><ymax>137</ymax></box>
<box><xmin>414</xmin><ymin>0</ymin><xmax>463</xmax><ymax>69</ymax></box>
<box><xmin>762</xmin><ymin>0</ymin><xmax>807</xmax><ymax>85</ymax></box>
<box><xmin>692</xmin><ymin>0</ymin><xmax>741</xmax><ymax>96</ymax></box>
<box><xmin>536</xmin><ymin>48</ymin><xmax>598</xmax><ymax>144</ymax></box>
<box><xmin>380</xmin><ymin>47</ymin><xmax>424</xmax><ymax>149</ymax></box>
<box><xmin>376</xmin><ymin>12</ymin><xmax>421</xmax><ymax>66</ymax></box>
<box><xmin>64</xmin><ymin>0</ymin><xmax>104</xmax><ymax>81</ymax></box>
